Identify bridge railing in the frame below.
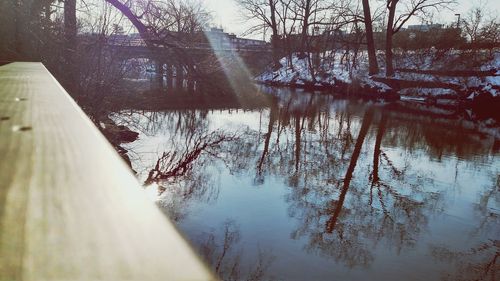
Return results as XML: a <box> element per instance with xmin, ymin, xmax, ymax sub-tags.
<box><xmin>106</xmin><ymin>38</ymin><xmax>271</xmax><ymax>52</ymax></box>
<box><xmin>0</xmin><ymin>62</ymin><xmax>216</xmax><ymax>281</ymax></box>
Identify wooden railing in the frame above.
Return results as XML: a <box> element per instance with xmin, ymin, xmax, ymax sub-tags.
<box><xmin>0</xmin><ymin>62</ymin><xmax>215</xmax><ymax>281</ymax></box>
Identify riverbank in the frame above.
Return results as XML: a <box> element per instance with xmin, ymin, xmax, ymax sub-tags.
<box><xmin>97</xmin><ymin>116</ymin><xmax>139</xmax><ymax>169</ymax></box>
<box><xmin>256</xmin><ymin>50</ymin><xmax>500</xmax><ymax>120</ymax></box>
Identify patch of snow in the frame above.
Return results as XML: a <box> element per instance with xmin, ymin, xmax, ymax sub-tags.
<box><xmin>465</xmin><ymin>76</ymin><xmax>483</xmax><ymax>88</ymax></box>
<box><xmin>257</xmin><ymin>52</ymin><xmax>364</xmax><ymax>86</ymax></box>
<box><xmin>485</xmin><ymin>75</ymin><xmax>500</xmax><ymax>87</ymax></box>
<box><xmin>400</xmin><ymin>88</ymin><xmax>456</xmax><ymax>97</ymax></box>
<box><xmin>401</xmin><ymin>96</ymin><xmax>426</xmax><ymax>102</ymax></box>
<box><xmin>467</xmin><ymin>92</ymin><xmax>478</xmax><ymax>100</ymax></box>
<box><xmin>408</xmin><ymin>103</ymin><xmax>454</xmax><ymax>115</ymax></box>
<box><xmin>480</xmin><ymin>51</ymin><xmax>500</xmax><ymax>71</ymax></box>
<box><xmin>359</xmin><ymin>77</ymin><xmax>391</xmax><ymax>91</ymax></box>
<box><xmin>482</xmin><ymin>83</ymin><xmax>499</xmax><ymax>97</ymax></box>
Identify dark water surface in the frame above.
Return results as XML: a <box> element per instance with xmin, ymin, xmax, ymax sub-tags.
<box><xmin>112</xmin><ymin>87</ymin><xmax>499</xmax><ymax>281</ymax></box>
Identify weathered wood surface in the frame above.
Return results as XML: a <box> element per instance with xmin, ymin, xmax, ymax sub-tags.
<box><xmin>0</xmin><ymin>62</ymin><xmax>215</xmax><ymax>281</ymax></box>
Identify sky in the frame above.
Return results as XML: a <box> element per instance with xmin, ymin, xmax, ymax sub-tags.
<box><xmin>205</xmin><ymin>0</ymin><xmax>252</xmax><ymax>36</ymax></box>
<box><xmin>205</xmin><ymin>0</ymin><xmax>500</xmax><ymax>39</ymax></box>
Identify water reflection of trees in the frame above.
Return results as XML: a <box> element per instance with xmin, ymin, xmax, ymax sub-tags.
<box><xmin>252</xmin><ymin>99</ymin><xmax>442</xmax><ymax>268</ymax></box>
<box><xmin>381</xmin><ymin>103</ymin><xmax>496</xmax><ymax>161</ymax></box>
<box><xmin>112</xmin><ymin>109</ymin><xmax>211</xmax><ymax>137</ymax></box>
<box><xmin>113</xmin><ymin>109</ymin><xmax>238</xmax><ymax>222</ymax></box>
<box><xmin>198</xmin><ymin>220</ymin><xmax>275</xmax><ymax>281</ymax></box>
<box><xmin>430</xmin><ymin>175</ymin><xmax>499</xmax><ymax>281</ymax></box>
<box><xmin>114</xmin><ymin>89</ymin><xmax>498</xmax><ymax>277</ymax></box>
<box><xmin>431</xmin><ymin>240</ymin><xmax>499</xmax><ymax>281</ymax></box>
<box><xmin>247</xmin><ymin>93</ymin><xmax>497</xmax><ymax>272</ymax></box>
<box><xmin>143</xmin><ymin>128</ymin><xmax>236</xmax><ymax>222</ymax></box>
<box><xmin>144</xmin><ymin>130</ymin><xmax>235</xmax><ymax>186</ymax></box>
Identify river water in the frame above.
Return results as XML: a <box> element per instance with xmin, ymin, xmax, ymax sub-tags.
<box><xmin>112</xmin><ymin>86</ymin><xmax>499</xmax><ymax>281</ymax></box>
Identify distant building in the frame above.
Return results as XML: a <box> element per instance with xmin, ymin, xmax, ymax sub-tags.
<box><xmin>407</xmin><ymin>24</ymin><xmax>444</xmax><ymax>32</ymax></box>
<box><xmin>204</xmin><ymin>27</ymin><xmax>268</xmax><ymax>49</ymax></box>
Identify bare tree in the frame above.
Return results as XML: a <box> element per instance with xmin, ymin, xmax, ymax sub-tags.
<box><xmin>236</xmin><ymin>0</ymin><xmax>281</xmax><ymax>66</ymax></box>
<box><xmin>384</xmin><ymin>0</ymin><xmax>456</xmax><ymax>76</ymax></box>
<box><xmin>478</xmin><ymin>19</ymin><xmax>500</xmax><ymax>44</ymax></box>
<box><xmin>462</xmin><ymin>7</ymin><xmax>483</xmax><ymax>44</ymax></box>
<box><xmin>324</xmin><ymin>0</ymin><xmax>384</xmax><ymax>76</ymax></box>
<box><xmin>293</xmin><ymin>0</ymin><xmax>328</xmax><ymax>54</ymax></box>
<box><xmin>461</xmin><ymin>5</ymin><xmax>500</xmax><ymax>45</ymax></box>
<box><xmin>278</xmin><ymin>0</ymin><xmax>300</xmax><ymax>67</ymax></box>
<box><xmin>137</xmin><ymin>0</ymin><xmax>211</xmax><ymax>43</ymax></box>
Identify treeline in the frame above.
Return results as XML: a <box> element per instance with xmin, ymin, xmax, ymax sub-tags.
<box><xmin>0</xmin><ymin>0</ymin><xmax>212</xmax><ymax>61</ymax></box>
<box><xmin>0</xmin><ymin>0</ymin><xmax>214</xmax><ymax>107</ymax></box>
<box><xmin>237</xmin><ymin>0</ymin><xmax>499</xmax><ymax>76</ymax></box>
<box><xmin>1</xmin><ymin>0</ymin><xmax>498</xmax><ymax>96</ymax></box>
<box><xmin>272</xmin><ymin>27</ymin><xmax>465</xmax><ymax>54</ymax></box>
<box><xmin>0</xmin><ymin>1</ymin><xmax>55</xmax><ymax>62</ymax></box>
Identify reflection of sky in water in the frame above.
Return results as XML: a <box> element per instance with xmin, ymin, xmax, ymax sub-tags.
<box><xmin>111</xmin><ymin>93</ymin><xmax>499</xmax><ymax>281</ymax></box>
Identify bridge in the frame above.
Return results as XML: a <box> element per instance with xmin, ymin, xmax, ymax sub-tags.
<box><xmin>90</xmin><ymin>29</ymin><xmax>273</xmax><ymax>87</ymax></box>
<box><xmin>106</xmin><ymin>37</ymin><xmax>272</xmax><ymax>59</ymax></box>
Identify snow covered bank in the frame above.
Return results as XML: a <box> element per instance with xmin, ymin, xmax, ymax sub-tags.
<box><xmin>256</xmin><ymin>52</ymin><xmax>396</xmax><ymax>99</ymax></box>
<box><xmin>256</xmin><ymin>49</ymin><xmax>500</xmax><ymax>117</ymax></box>
<box><xmin>394</xmin><ymin>49</ymin><xmax>500</xmax><ymax>100</ymax></box>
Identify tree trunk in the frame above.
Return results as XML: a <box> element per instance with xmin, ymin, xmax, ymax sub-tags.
<box><xmin>362</xmin><ymin>0</ymin><xmax>379</xmax><ymax>75</ymax></box>
<box><xmin>385</xmin><ymin>0</ymin><xmax>397</xmax><ymax>77</ymax></box>
<box><xmin>64</xmin><ymin>0</ymin><xmax>77</xmax><ymax>93</ymax></box>
<box><xmin>300</xmin><ymin>0</ymin><xmax>311</xmax><ymax>55</ymax></box>
<box><xmin>269</xmin><ymin>0</ymin><xmax>281</xmax><ymax>67</ymax></box>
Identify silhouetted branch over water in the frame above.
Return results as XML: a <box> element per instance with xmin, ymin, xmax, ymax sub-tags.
<box><xmin>145</xmin><ymin>131</ymin><xmax>237</xmax><ymax>186</ymax></box>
